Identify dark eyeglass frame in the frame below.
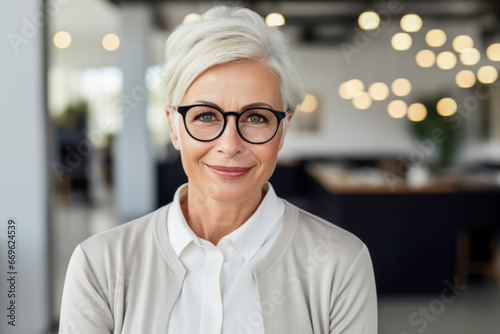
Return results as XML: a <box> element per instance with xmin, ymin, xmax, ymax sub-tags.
<box><xmin>175</xmin><ymin>104</ymin><xmax>290</xmax><ymax>144</ymax></box>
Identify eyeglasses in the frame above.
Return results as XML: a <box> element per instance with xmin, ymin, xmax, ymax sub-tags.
<box><xmin>175</xmin><ymin>104</ymin><xmax>289</xmax><ymax>144</ymax></box>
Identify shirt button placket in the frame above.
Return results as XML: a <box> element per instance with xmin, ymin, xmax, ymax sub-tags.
<box><xmin>199</xmin><ymin>246</ymin><xmax>225</xmax><ymax>334</ymax></box>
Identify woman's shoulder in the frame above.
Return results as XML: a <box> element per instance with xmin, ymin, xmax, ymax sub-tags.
<box><xmin>78</xmin><ymin>205</ymin><xmax>168</xmax><ymax>256</ymax></box>
<box><xmin>286</xmin><ymin>201</ymin><xmax>366</xmax><ymax>259</ymax></box>
<box><xmin>255</xmin><ymin>201</ymin><xmax>372</xmax><ymax>295</ymax></box>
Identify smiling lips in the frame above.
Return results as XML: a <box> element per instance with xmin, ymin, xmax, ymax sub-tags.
<box><xmin>207</xmin><ymin>165</ymin><xmax>253</xmax><ymax>180</ymax></box>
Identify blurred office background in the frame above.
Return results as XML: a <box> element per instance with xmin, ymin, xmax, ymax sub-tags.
<box><xmin>1</xmin><ymin>0</ymin><xmax>500</xmax><ymax>333</ymax></box>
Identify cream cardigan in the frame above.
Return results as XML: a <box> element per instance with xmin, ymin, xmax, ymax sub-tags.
<box><xmin>59</xmin><ymin>201</ymin><xmax>377</xmax><ymax>334</ymax></box>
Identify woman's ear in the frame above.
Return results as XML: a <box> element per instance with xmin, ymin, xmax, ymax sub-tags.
<box><xmin>166</xmin><ymin>105</ymin><xmax>181</xmax><ymax>150</ymax></box>
<box><xmin>278</xmin><ymin>110</ymin><xmax>294</xmax><ymax>151</ymax></box>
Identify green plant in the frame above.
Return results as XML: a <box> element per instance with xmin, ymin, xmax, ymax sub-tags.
<box><xmin>57</xmin><ymin>100</ymin><xmax>89</xmax><ymax>128</ymax></box>
<box><xmin>411</xmin><ymin>96</ymin><xmax>465</xmax><ymax>166</ymax></box>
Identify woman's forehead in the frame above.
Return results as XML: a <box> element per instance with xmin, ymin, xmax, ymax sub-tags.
<box><xmin>182</xmin><ymin>61</ymin><xmax>282</xmax><ymax>109</ymax></box>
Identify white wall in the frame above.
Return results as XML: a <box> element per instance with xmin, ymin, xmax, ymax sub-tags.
<box><xmin>113</xmin><ymin>4</ymin><xmax>156</xmax><ymax>222</ymax></box>
<box><xmin>0</xmin><ymin>0</ymin><xmax>51</xmax><ymax>333</ymax></box>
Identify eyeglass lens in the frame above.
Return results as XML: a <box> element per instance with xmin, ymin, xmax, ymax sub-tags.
<box><xmin>184</xmin><ymin>106</ymin><xmax>279</xmax><ymax>143</ymax></box>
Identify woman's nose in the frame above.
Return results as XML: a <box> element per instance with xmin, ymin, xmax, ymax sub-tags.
<box><xmin>215</xmin><ymin>116</ymin><xmax>245</xmax><ymax>157</ymax></box>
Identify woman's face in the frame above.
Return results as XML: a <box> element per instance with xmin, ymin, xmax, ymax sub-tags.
<box><xmin>168</xmin><ymin>61</ymin><xmax>291</xmax><ymax>205</ymax></box>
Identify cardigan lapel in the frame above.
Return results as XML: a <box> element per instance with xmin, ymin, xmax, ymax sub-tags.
<box><xmin>253</xmin><ymin>200</ymin><xmax>298</xmax><ymax>277</ymax></box>
<box><xmin>252</xmin><ymin>202</ymin><xmax>315</xmax><ymax>334</ymax></box>
<box><xmin>152</xmin><ymin>204</ymin><xmax>187</xmax><ymax>331</ymax></box>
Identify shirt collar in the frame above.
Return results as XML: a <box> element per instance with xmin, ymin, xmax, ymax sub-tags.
<box><xmin>223</xmin><ymin>183</ymin><xmax>284</xmax><ymax>261</ymax></box>
<box><xmin>167</xmin><ymin>184</ymin><xmax>197</xmax><ymax>256</ymax></box>
<box><xmin>167</xmin><ymin>183</ymin><xmax>285</xmax><ymax>261</ymax></box>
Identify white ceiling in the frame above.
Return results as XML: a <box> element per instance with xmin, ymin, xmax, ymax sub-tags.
<box><xmin>50</xmin><ymin>0</ymin><xmax>119</xmax><ymax>36</ymax></box>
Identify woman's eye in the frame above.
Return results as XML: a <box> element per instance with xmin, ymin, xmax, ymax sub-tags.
<box><xmin>249</xmin><ymin>114</ymin><xmax>264</xmax><ymax>123</ymax></box>
<box><xmin>196</xmin><ymin>113</ymin><xmax>215</xmax><ymax>122</ymax></box>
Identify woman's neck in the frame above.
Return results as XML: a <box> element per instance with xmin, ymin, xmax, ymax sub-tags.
<box><xmin>180</xmin><ymin>184</ymin><xmax>264</xmax><ymax>245</ymax></box>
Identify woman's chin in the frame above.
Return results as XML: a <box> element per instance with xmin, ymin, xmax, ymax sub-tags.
<box><xmin>196</xmin><ymin>181</ymin><xmax>262</xmax><ymax>205</ymax></box>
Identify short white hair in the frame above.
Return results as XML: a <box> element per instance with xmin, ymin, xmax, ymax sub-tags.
<box><xmin>161</xmin><ymin>6</ymin><xmax>305</xmax><ymax>112</ymax></box>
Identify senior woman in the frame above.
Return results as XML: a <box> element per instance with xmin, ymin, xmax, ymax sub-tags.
<box><xmin>59</xmin><ymin>6</ymin><xmax>376</xmax><ymax>334</ymax></box>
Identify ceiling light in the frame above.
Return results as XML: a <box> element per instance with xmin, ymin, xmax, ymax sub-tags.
<box><xmin>338</xmin><ymin>82</ymin><xmax>352</xmax><ymax>100</ymax></box>
<box><xmin>452</xmin><ymin>35</ymin><xmax>473</xmax><ymax>53</ymax></box>
<box><xmin>391</xmin><ymin>78</ymin><xmax>412</xmax><ymax>97</ymax></box>
<box><xmin>436</xmin><ymin>97</ymin><xmax>457</xmax><ymax>116</ymax></box>
<box><xmin>436</xmin><ymin>51</ymin><xmax>457</xmax><ymax>70</ymax></box>
<box><xmin>477</xmin><ymin>66</ymin><xmax>498</xmax><ymax>84</ymax></box>
<box><xmin>400</xmin><ymin>14</ymin><xmax>422</xmax><ymax>33</ymax></box>
<box><xmin>486</xmin><ymin>43</ymin><xmax>500</xmax><ymax>61</ymax></box>
<box><xmin>344</xmin><ymin>79</ymin><xmax>365</xmax><ymax>99</ymax></box>
<box><xmin>102</xmin><ymin>33</ymin><xmax>120</xmax><ymax>51</ymax></box>
<box><xmin>387</xmin><ymin>100</ymin><xmax>407</xmax><ymax>118</ymax></box>
<box><xmin>415</xmin><ymin>49</ymin><xmax>435</xmax><ymax>68</ymax></box>
<box><xmin>425</xmin><ymin>29</ymin><xmax>446</xmax><ymax>47</ymax></box>
<box><xmin>460</xmin><ymin>48</ymin><xmax>480</xmax><ymax>65</ymax></box>
<box><xmin>53</xmin><ymin>31</ymin><xmax>71</xmax><ymax>49</ymax></box>
<box><xmin>368</xmin><ymin>82</ymin><xmax>389</xmax><ymax>101</ymax></box>
<box><xmin>455</xmin><ymin>70</ymin><xmax>476</xmax><ymax>88</ymax></box>
<box><xmin>391</xmin><ymin>32</ymin><xmax>412</xmax><ymax>51</ymax></box>
<box><xmin>183</xmin><ymin>13</ymin><xmax>201</xmax><ymax>23</ymax></box>
<box><xmin>298</xmin><ymin>94</ymin><xmax>318</xmax><ymax>113</ymax></box>
<box><xmin>352</xmin><ymin>92</ymin><xmax>372</xmax><ymax>110</ymax></box>
<box><xmin>265</xmin><ymin>13</ymin><xmax>285</xmax><ymax>27</ymax></box>
<box><xmin>407</xmin><ymin>103</ymin><xmax>427</xmax><ymax>122</ymax></box>
<box><xmin>358</xmin><ymin>11</ymin><xmax>380</xmax><ymax>30</ymax></box>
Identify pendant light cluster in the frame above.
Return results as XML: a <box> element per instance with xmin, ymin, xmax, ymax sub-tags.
<box><xmin>339</xmin><ymin>10</ymin><xmax>500</xmax><ymax>122</ymax></box>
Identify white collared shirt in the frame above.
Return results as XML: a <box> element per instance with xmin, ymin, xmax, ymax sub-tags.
<box><xmin>166</xmin><ymin>183</ymin><xmax>284</xmax><ymax>334</ymax></box>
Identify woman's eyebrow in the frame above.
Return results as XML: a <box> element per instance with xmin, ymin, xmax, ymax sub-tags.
<box><xmin>192</xmin><ymin>100</ymin><xmax>220</xmax><ymax>108</ymax></box>
<box><xmin>192</xmin><ymin>100</ymin><xmax>275</xmax><ymax>111</ymax></box>
<box><xmin>242</xmin><ymin>102</ymin><xmax>274</xmax><ymax>110</ymax></box>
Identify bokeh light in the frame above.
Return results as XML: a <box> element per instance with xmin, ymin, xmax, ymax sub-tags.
<box><xmin>391</xmin><ymin>32</ymin><xmax>412</xmax><ymax>51</ymax></box>
<box><xmin>486</xmin><ymin>43</ymin><xmax>500</xmax><ymax>61</ymax></box>
<box><xmin>352</xmin><ymin>92</ymin><xmax>372</xmax><ymax>110</ymax></box>
<box><xmin>53</xmin><ymin>31</ymin><xmax>71</xmax><ymax>49</ymax></box>
<box><xmin>298</xmin><ymin>94</ymin><xmax>318</xmax><ymax>113</ymax></box>
<box><xmin>102</xmin><ymin>33</ymin><xmax>120</xmax><ymax>51</ymax></box>
<box><xmin>358</xmin><ymin>11</ymin><xmax>380</xmax><ymax>30</ymax></box>
<box><xmin>387</xmin><ymin>100</ymin><xmax>408</xmax><ymax>118</ymax></box>
<box><xmin>368</xmin><ymin>82</ymin><xmax>389</xmax><ymax>101</ymax></box>
<box><xmin>344</xmin><ymin>79</ymin><xmax>365</xmax><ymax>99</ymax></box>
<box><xmin>455</xmin><ymin>70</ymin><xmax>476</xmax><ymax>88</ymax></box>
<box><xmin>425</xmin><ymin>29</ymin><xmax>446</xmax><ymax>47</ymax></box>
<box><xmin>436</xmin><ymin>51</ymin><xmax>457</xmax><ymax>70</ymax></box>
<box><xmin>183</xmin><ymin>13</ymin><xmax>201</xmax><ymax>23</ymax></box>
<box><xmin>460</xmin><ymin>48</ymin><xmax>481</xmax><ymax>65</ymax></box>
<box><xmin>400</xmin><ymin>14</ymin><xmax>422</xmax><ymax>33</ymax></box>
<box><xmin>338</xmin><ymin>82</ymin><xmax>352</xmax><ymax>100</ymax></box>
<box><xmin>391</xmin><ymin>78</ymin><xmax>412</xmax><ymax>96</ymax></box>
<box><xmin>436</xmin><ymin>97</ymin><xmax>457</xmax><ymax>116</ymax></box>
<box><xmin>407</xmin><ymin>103</ymin><xmax>427</xmax><ymax>122</ymax></box>
<box><xmin>265</xmin><ymin>13</ymin><xmax>285</xmax><ymax>27</ymax></box>
<box><xmin>452</xmin><ymin>35</ymin><xmax>474</xmax><ymax>53</ymax></box>
<box><xmin>415</xmin><ymin>49</ymin><xmax>436</xmax><ymax>68</ymax></box>
<box><xmin>477</xmin><ymin>66</ymin><xmax>498</xmax><ymax>84</ymax></box>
